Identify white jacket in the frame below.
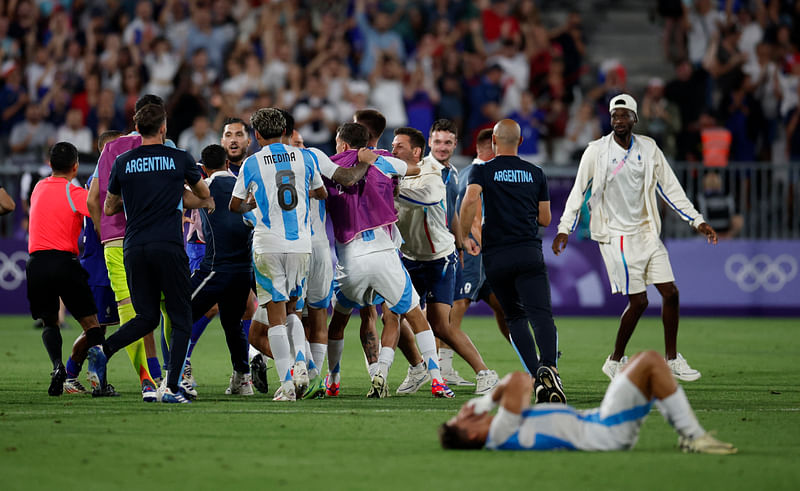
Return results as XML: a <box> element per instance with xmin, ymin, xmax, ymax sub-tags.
<box><xmin>395</xmin><ymin>157</ymin><xmax>456</xmax><ymax>261</ymax></box>
<box><xmin>557</xmin><ymin>133</ymin><xmax>705</xmax><ymax>243</ymax></box>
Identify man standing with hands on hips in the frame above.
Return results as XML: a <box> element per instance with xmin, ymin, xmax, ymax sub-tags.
<box><xmin>552</xmin><ymin>94</ymin><xmax>717</xmax><ymax>382</ymax></box>
<box><xmin>460</xmin><ymin>119</ymin><xmax>565</xmax><ymax>405</ymax></box>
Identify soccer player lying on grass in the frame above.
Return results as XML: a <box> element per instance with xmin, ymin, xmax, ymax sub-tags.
<box><xmin>439</xmin><ymin>350</ymin><xmax>736</xmax><ymax>454</ymax></box>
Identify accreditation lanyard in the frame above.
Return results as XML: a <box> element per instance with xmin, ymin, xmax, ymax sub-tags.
<box><xmin>611</xmin><ymin>136</ymin><xmax>635</xmax><ymax>177</ymax></box>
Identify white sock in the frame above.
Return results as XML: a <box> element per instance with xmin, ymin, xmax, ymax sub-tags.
<box><xmin>311</xmin><ymin>342</ymin><xmax>327</xmax><ymax>373</ymax></box>
<box><xmin>439</xmin><ymin>347</ymin><xmax>455</xmax><ymax>372</ymax></box>
<box><xmin>328</xmin><ymin>338</ymin><xmax>344</xmax><ymax>384</ymax></box>
<box><xmin>304</xmin><ymin>340</ymin><xmax>319</xmax><ymax>378</ymax></box>
<box><xmin>267</xmin><ymin>325</ymin><xmax>293</xmax><ymax>383</ymax></box>
<box><xmin>286</xmin><ymin>314</ymin><xmax>306</xmax><ymax>363</ymax></box>
<box><xmin>377</xmin><ymin>347</ymin><xmax>395</xmax><ymax>378</ymax></box>
<box><xmin>416</xmin><ymin>330</ymin><xmax>442</xmax><ymax>381</ymax></box>
<box><xmin>247</xmin><ymin>344</ymin><xmax>260</xmax><ymax>363</ymax></box>
<box><xmin>655</xmin><ymin>385</ymin><xmax>705</xmax><ymax>439</ymax></box>
<box><xmin>368</xmin><ymin>362</ymin><xmax>379</xmax><ymax>378</ymax></box>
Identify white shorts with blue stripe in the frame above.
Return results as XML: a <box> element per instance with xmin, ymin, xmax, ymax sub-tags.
<box><xmin>253</xmin><ymin>252</ymin><xmax>310</xmax><ymax>305</ymax></box>
<box><xmin>332</xmin><ymin>248</ymin><xmax>420</xmax><ymax>315</ymax></box>
<box><xmin>305</xmin><ymin>238</ymin><xmax>334</xmax><ymax>309</ymax></box>
<box><xmin>598</xmin><ymin>231</ymin><xmax>674</xmax><ymax>295</ymax></box>
<box><xmin>486</xmin><ymin>375</ymin><xmax>652</xmax><ymax>451</ymax></box>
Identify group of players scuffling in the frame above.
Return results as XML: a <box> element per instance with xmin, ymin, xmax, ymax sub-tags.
<box><xmin>26</xmin><ymin>92</ymin><xmax>736</xmax><ymax>455</ymax></box>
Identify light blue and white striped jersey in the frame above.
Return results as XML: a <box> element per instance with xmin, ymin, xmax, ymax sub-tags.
<box><xmin>310</xmin><ymin>196</ymin><xmax>328</xmax><ymax>245</ymax></box>
<box><xmin>232</xmin><ymin>142</ymin><xmax>324</xmax><ymax>254</ymax></box>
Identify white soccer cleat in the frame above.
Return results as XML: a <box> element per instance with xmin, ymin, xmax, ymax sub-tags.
<box><xmin>679</xmin><ymin>432</ymin><xmax>737</xmax><ymax>454</ymax></box>
<box><xmin>396</xmin><ymin>364</ymin><xmax>431</xmax><ymax>394</ymax></box>
<box><xmin>183</xmin><ymin>360</ymin><xmax>197</xmax><ymax>388</ymax></box>
<box><xmin>475</xmin><ymin>369</ymin><xmax>499</xmax><ymax>395</ymax></box>
<box><xmin>63</xmin><ymin>377</ymin><xmax>89</xmax><ymax>394</ymax></box>
<box><xmin>441</xmin><ymin>368</ymin><xmax>475</xmax><ymax>386</ymax></box>
<box><xmin>292</xmin><ymin>361</ymin><xmax>309</xmax><ymax>397</ymax></box>
<box><xmin>179</xmin><ymin>376</ymin><xmax>198</xmax><ymax>399</ymax></box>
<box><xmin>668</xmin><ymin>353</ymin><xmax>701</xmax><ymax>381</ymax></box>
<box><xmin>601</xmin><ymin>355</ymin><xmax>629</xmax><ymax>380</ymax></box>
<box><xmin>367</xmin><ymin>373</ymin><xmax>389</xmax><ymax>398</ymax></box>
<box><xmin>226</xmin><ymin>371</ymin><xmax>255</xmax><ymax>396</ymax></box>
<box><xmin>273</xmin><ymin>383</ymin><xmax>296</xmax><ymax>402</ymax></box>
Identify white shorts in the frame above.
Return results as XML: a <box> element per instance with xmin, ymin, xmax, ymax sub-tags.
<box><xmin>332</xmin><ymin>249</ymin><xmax>419</xmax><ymax>315</ymax></box>
<box><xmin>598</xmin><ymin>232</ymin><xmax>675</xmax><ymax>295</ymax></box>
<box><xmin>582</xmin><ymin>374</ymin><xmax>652</xmax><ymax>450</ymax></box>
<box><xmin>253</xmin><ymin>252</ymin><xmax>310</xmax><ymax>305</ymax></box>
<box><xmin>305</xmin><ymin>239</ymin><xmax>334</xmax><ymax>309</ymax></box>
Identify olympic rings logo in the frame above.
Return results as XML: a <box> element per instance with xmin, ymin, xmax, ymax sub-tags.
<box><xmin>0</xmin><ymin>250</ymin><xmax>29</xmax><ymax>290</ymax></box>
<box><xmin>724</xmin><ymin>253</ymin><xmax>798</xmax><ymax>293</ymax></box>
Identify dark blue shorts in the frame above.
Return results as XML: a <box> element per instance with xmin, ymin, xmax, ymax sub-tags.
<box><xmin>402</xmin><ymin>251</ymin><xmax>457</xmax><ymax>308</ymax></box>
<box><xmin>92</xmin><ymin>284</ymin><xmax>120</xmax><ymax>326</ymax></box>
<box><xmin>186</xmin><ymin>242</ymin><xmax>206</xmax><ymax>274</ymax></box>
<box><xmin>454</xmin><ymin>251</ymin><xmax>492</xmax><ymax>303</ymax></box>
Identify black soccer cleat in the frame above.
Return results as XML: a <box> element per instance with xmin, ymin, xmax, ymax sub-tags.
<box><xmin>92</xmin><ymin>383</ymin><xmax>120</xmax><ymax>397</ymax></box>
<box><xmin>48</xmin><ymin>363</ymin><xmax>67</xmax><ymax>396</ymax></box>
<box><xmin>250</xmin><ymin>354</ymin><xmax>269</xmax><ymax>394</ymax></box>
<box><xmin>535</xmin><ymin>366</ymin><xmax>566</xmax><ymax>404</ymax></box>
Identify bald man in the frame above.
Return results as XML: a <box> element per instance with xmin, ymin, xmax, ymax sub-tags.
<box><xmin>459</xmin><ymin>119</ymin><xmax>565</xmax><ymax>404</ymax></box>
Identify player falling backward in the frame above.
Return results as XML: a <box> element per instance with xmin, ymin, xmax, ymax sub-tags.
<box><xmin>439</xmin><ymin>350</ymin><xmax>736</xmax><ymax>454</ymax></box>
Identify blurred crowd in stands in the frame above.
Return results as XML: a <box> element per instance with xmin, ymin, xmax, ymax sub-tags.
<box><xmin>0</xmin><ymin>0</ymin><xmax>799</xmax><ymax>172</ymax></box>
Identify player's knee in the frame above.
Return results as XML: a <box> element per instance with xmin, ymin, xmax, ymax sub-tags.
<box><xmin>661</xmin><ymin>285</ymin><xmax>679</xmax><ymax>307</ymax></box>
<box><xmin>630</xmin><ymin>295</ymin><xmax>648</xmax><ymax>313</ymax></box>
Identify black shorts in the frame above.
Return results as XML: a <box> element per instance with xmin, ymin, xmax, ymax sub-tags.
<box><xmin>26</xmin><ymin>250</ymin><xmax>97</xmax><ymax>321</ymax></box>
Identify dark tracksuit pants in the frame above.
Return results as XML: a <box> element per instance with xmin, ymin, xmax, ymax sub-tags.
<box><xmin>190</xmin><ymin>268</ymin><xmax>251</xmax><ymax>374</ymax></box>
<box><xmin>483</xmin><ymin>244</ymin><xmax>558</xmax><ymax>372</ymax></box>
<box><xmin>104</xmin><ymin>242</ymin><xmax>192</xmax><ymax>392</ymax></box>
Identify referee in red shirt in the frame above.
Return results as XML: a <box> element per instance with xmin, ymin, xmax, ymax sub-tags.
<box><xmin>26</xmin><ymin>142</ymin><xmax>106</xmax><ymax>396</ymax></box>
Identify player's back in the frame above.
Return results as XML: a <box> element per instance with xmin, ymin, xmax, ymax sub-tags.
<box><xmin>237</xmin><ymin>142</ymin><xmax>322</xmax><ymax>254</ymax></box>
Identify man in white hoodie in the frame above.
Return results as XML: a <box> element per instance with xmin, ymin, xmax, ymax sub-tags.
<box><xmin>552</xmin><ymin>94</ymin><xmax>717</xmax><ymax>382</ymax></box>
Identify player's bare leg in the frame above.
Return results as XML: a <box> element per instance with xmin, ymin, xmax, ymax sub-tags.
<box><xmin>654</xmin><ymin>282</ymin><xmax>680</xmax><ymax>360</ymax></box>
<box><xmin>611</xmin><ymin>292</ymin><xmax>648</xmax><ymax>361</ymax></box>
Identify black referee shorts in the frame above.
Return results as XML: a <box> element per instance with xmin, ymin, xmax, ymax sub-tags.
<box><xmin>26</xmin><ymin>250</ymin><xmax>97</xmax><ymax>321</ymax></box>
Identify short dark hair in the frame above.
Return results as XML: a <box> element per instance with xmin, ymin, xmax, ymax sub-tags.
<box><xmin>201</xmin><ymin>144</ymin><xmax>227</xmax><ymax>170</ymax></box>
<box><xmin>278</xmin><ymin>109</ymin><xmax>295</xmax><ymax>136</ymax></box>
<box><xmin>430</xmin><ymin>119</ymin><xmax>458</xmax><ymax>139</ymax></box>
<box><xmin>354</xmin><ymin>109</ymin><xmax>386</xmax><ymax>142</ymax></box>
<box><xmin>394</xmin><ymin>127</ymin><xmax>426</xmax><ymax>151</ymax></box>
<box><xmin>336</xmin><ymin>122</ymin><xmax>368</xmax><ymax>148</ymax></box>
<box><xmin>250</xmin><ymin>108</ymin><xmax>285</xmax><ymax>140</ymax></box>
<box><xmin>134</xmin><ymin>103</ymin><xmax>166</xmax><ymax>137</ymax></box>
<box><xmin>135</xmin><ymin>94</ymin><xmax>164</xmax><ymax>113</ymax></box>
<box><xmin>49</xmin><ymin>142</ymin><xmax>79</xmax><ymax>172</ymax></box>
<box><xmin>98</xmin><ymin>130</ymin><xmax>124</xmax><ymax>153</ymax></box>
<box><xmin>222</xmin><ymin>117</ymin><xmax>250</xmax><ymax>134</ymax></box>
<box><xmin>438</xmin><ymin>423</ymin><xmax>485</xmax><ymax>450</ymax></box>
<box><xmin>476</xmin><ymin>128</ymin><xmax>493</xmax><ymax>146</ymax></box>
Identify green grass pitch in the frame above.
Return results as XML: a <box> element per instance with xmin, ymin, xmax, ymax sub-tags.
<box><xmin>1</xmin><ymin>314</ymin><xmax>798</xmax><ymax>490</ymax></box>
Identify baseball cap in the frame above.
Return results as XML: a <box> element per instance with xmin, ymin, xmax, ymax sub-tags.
<box><xmin>609</xmin><ymin>93</ymin><xmax>637</xmax><ymax>120</ymax></box>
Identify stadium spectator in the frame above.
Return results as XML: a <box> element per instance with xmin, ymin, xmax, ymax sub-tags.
<box><xmin>178</xmin><ymin>114</ymin><xmax>217</xmax><ymax>161</ymax></box>
<box><xmin>56</xmin><ymin>107</ymin><xmax>92</xmax><ymax>155</ymax></box>
<box><xmin>9</xmin><ymin>103</ymin><xmax>55</xmax><ymax>164</ymax></box>
<box><xmin>565</xmin><ymin>101</ymin><xmax>602</xmax><ymax>162</ymax></box>
<box><xmin>508</xmin><ymin>90</ymin><xmax>547</xmax><ymax>163</ymax></box>
<box><xmin>638</xmin><ymin>77</ymin><xmax>680</xmax><ymax>159</ymax></box>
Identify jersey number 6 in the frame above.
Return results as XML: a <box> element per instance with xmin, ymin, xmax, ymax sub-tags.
<box><xmin>275</xmin><ymin>169</ymin><xmax>299</xmax><ymax>211</ymax></box>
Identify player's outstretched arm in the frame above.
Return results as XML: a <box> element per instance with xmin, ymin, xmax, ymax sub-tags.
<box><xmin>0</xmin><ymin>186</ymin><xmax>16</xmax><ymax>215</ymax></box>
<box><xmin>697</xmin><ymin>222</ymin><xmax>718</xmax><ymax>245</ymax></box>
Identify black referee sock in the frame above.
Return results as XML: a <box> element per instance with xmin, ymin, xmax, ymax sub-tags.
<box><xmin>41</xmin><ymin>325</ymin><xmax>63</xmax><ymax>369</ymax></box>
<box><xmin>84</xmin><ymin>326</ymin><xmax>104</xmax><ymax>348</ymax></box>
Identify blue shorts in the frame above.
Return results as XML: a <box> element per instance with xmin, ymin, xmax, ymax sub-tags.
<box><xmin>454</xmin><ymin>251</ymin><xmax>492</xmax><ymax>303</ymax></box>
<box><xmin>91</xmin><ymin>284</ymin><xmax>119</xmax><ymax>326</ymax></box>
<box><xmin>186</xmin><ymin>242</ymin><xmax>206</xmax><ymax>274</ymax></box>
<box><xmin>402</xmin><ymin>251</ymin><xmax>457</xmax><ymax>309</ymax></box>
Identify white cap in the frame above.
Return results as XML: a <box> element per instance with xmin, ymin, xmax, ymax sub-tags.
<box><xmin>609</xmin><ymin>93</ymin><xmax>637</xmax><ymax>120</ymax></box>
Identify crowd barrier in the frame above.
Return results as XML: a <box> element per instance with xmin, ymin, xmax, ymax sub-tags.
<box><xmin>1</xmin><ymin>161</ymin><xmax>797</xmax><ymax>316</ymax></box>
